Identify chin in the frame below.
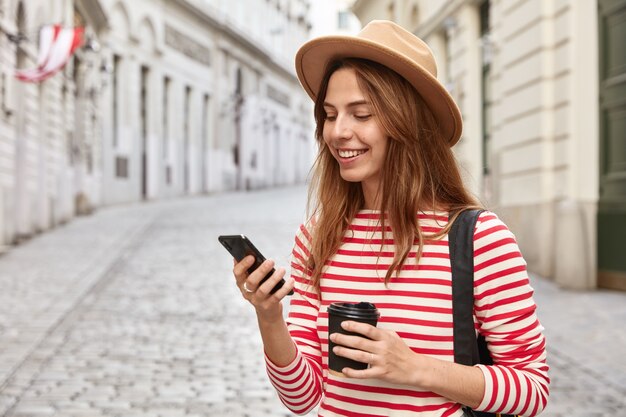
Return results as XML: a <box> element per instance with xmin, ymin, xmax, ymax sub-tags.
<box><xmin>339</xmin><ymin>176</ymin><xmax>360</xmax><ymax>183</ymax></box>
<box><xmin>338</xmin><ymin>172</ymin><xmax>364</xmax><ymax>183</ymax></box>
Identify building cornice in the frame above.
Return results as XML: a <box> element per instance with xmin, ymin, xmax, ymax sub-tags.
<box><xmin>351</xmin><ymin>0</ymin><xmax>368</xmax><ymax>18</ymax></box>
<box><xmin>76</xmin><ymin>0</ymin><xmax>109</xmax><ymax>33</ymax></box>
<box><xmin>169</xmin><ymin>0</ymin><xmax>299</xmax><ymax>83</ymax></box>
<box><xmin>414</xmin><ymin>0</ymin><xmax>466</xmax><ymax>39</ymax></box>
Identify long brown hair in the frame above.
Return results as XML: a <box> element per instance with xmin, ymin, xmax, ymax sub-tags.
<box><xmin>306</xmin><ymin>58</ymin><xmax>480</xmax><ymax>293</ymax></box>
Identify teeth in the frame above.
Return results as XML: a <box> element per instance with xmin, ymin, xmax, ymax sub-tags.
<box><xmin>338</xmin><ymin>149</ymin><xmax>366</xmax><ymax>158</ymax></box>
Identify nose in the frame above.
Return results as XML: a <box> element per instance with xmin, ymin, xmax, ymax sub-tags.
<box><xmin>327</xmin><ymin>114</ymin><xmax>353</xmax><ymax>141</ymax></box>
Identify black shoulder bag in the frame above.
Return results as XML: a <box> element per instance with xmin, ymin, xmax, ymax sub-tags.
<box><xmin>448</xmin><ymin>210</ymin><xmax>516</xmax><ymax>417</ymax></box>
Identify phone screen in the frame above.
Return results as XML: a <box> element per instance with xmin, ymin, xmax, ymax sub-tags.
<box><xmin>218</xmin><ymin>235</ymin><xmax>293</xmax><ymax>295</ymax></box>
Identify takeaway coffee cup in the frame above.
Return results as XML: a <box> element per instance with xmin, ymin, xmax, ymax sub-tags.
<box><xmin>327</xmin><ymin>302</ymin><xmax>380</xmax><ymax>377</ymax></box>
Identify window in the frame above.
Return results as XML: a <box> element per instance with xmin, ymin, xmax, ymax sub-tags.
<box><xmin>165</xmin><ymin>165</ymin><xmax>172</xmax><ymax>185</ymax></box>
<box><xmin>410</xmin><ymin>5</ymin><xmax>419</xmax><ymax>27</ymax></box>
<box><xmin>86</xmin><ymin>144</ymin><xmax>93</xmax><ymax>174</ymax></box>
<box><xmin>337</xmin><ymin>11</ymin><xmax>349</xmax><ymax>29</ymax></box>
<box><xmin>163</xmin><ymin>76</ymin><xmax>170</xmax><ymax>158</ymax></box>
<box><xmin>72</xmin><ymin>55</ymin><xmax>82</xmax><ymax>98</ymax></box>
<box><xmin>141</xmin><ymin>66</ymin><xmax>149</xmax><ymax>142</ymax></box>
<box><xmin>15</xmin><ymin>2</ymin><xmax>26</xmax><ymax>68</ymax></box>
<box><xmin>67</xmin><ymin>131</ymin><xmax>74</xmax><ymax>166</ymax></box>
<box><xmin>112</xmin><ymin>54</ymin><xmax>121</xmax><ymax>147</ymax></box>
<box><xmin>115</xmin><ymin>156</ymin><xmax>129</xmax><ymax>178</ymax></box>
<box><xmin>443</xmin><ymin>26</ymin><xmax>453</xmax><ymax>93</ymax></box>
<box><xmin>140</xmin><ymin>66</ymin><xmax>149</xmax><ymax>198</ymax></box>
<box><xmin>387</xmin><ymin>2</ymin><xmax>395</xmax><ymax>21</ymax></box>
<box><xmin>480</xmin><ymin>0</ymin><xmax>492</xmax><ymax>175</ymax></box>
<box><xmin>1</xmin><ymin>73</ymin><xmax>10</xmax><ymax>115</ymax></box>
<box><xmin>222</xmin><ymin>51</ymin><xmax>229</xmax><ymax>76</ymax></box>
<box><xmin>235</xmin><ymin>67</ymin><xmax>243</xmax><ymax>96</ymax></box>
<box><xmin>88</xmin><ymin>113</ymin><xmax>95</xmax><ymax>173</ymax></box>
<box><xmin>184</xmin><ymin>86</ymin><xmax>191</xmax><ymax>192</ymax></box>
<box><xmin>201</xmin><ymin>93</ymin><xmax>210</xmax><ymax>192</ymax></box>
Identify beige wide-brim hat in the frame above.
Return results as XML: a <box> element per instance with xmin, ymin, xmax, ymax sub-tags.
<box><xmin>295</xmin><ymin>20</ymin><xmax>463</xmax><ymax>146</ymax></box>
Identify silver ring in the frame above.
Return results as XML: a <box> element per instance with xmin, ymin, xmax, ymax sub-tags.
<box><xmin>243</xmin><ymin>281</ymin><xmax>254</xmax><ymax>293</ymax></box>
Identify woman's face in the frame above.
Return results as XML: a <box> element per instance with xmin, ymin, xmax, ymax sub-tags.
<box><xmin>322</xmin><ymin>67</ymin><xmax>388</xmax><ymax>201</ymax></box>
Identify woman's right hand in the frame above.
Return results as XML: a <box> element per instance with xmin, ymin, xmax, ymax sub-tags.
<box><xmin>233</xmin><ymin>255</ymin><xmax>295</xmax><ymax>323</ymax></box>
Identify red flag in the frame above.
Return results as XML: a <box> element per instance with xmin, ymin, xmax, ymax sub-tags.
<box><xmin>15</xmin><ymin>25</ymin><xmax>84</xmax><ymax>83</ymax></box>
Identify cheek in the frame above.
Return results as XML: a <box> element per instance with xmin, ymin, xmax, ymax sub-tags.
<box><xmin>321</xmin><ymin>126</ymin><xmax>331</xmax><ymax>145</ymax></box>
<box><xmin>369</xmin><ymin>134</ymin><xmax>389</xmax><ymax>158</ymax></box>
<box><xmin>321</xmin><ymin>136</ymin><xmax>334</xmax><ymax>157</ymax></box>
<box><xmin>322</xmin><ymin>136</ymin><xmax>332</xmax><ymax>151</ymax></box>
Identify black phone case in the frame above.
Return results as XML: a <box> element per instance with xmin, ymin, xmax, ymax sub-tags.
<box><xmin>218</xmin><ymin>235</ymin><xmax>292</xmax><ymax>295</ymax></box>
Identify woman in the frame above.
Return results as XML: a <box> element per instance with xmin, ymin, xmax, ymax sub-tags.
<box><xmin>232</xmin><ymin>20</ymin><xmax>549</xmax><ymax>416</ymax></box>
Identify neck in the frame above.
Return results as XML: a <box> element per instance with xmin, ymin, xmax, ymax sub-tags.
<box><xmin>360</xmin><ymin>183</ymin><xmax>450</xmax><ymax>212</ymax></box>
<box><xmin>361</xmin><ymin>181</ymin><xmax>381</xmax><ymax>209</ymax></box>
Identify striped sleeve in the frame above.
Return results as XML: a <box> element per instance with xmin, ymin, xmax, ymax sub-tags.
<box><xmin>264</xmin><ymin>222</ymin><xmax>323</xmax><ymax>415</ymax></box>
<box><xmin>472</xmin><ymin>212</ymin><xmax>550</xmax><ymax>416</ymax></box>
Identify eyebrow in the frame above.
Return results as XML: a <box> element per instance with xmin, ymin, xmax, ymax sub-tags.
<box><xmin>322</xmin><ymin>100</ymin><xmax>370</xmax><ymax>108</ymax></box>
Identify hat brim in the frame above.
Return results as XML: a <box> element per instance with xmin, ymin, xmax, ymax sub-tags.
<box><xmin>295</xmin><ymin>35</ymin><xmax>463</xmax><ymax>146</ymax></box>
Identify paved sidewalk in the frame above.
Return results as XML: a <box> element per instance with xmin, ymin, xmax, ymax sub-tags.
<box><xmin>0</xmin><ymin>186</ymin><xmax>624</xmax><ymax>416</ymax></box>
<box><xmin>531</xmin><ymin>276</ymin><xmax>626</xmax><ymax>416</ymax></box>
<box><xmin>0</xmin><ymin>187</ymin><xmax>311</xmax><ymax>417</ymax></box>
<box><xmin>0</xmin><ymin>202</ymin><xmax>160</xmax><ymax>390</ymax></box>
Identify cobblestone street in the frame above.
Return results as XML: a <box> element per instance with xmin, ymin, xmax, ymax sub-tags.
<box><xmin>0</xmin><ymin>186</ymin><xmax>624</xmax><ymax>417</ymax></box>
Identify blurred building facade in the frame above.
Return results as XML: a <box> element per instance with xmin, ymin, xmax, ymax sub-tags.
<box><xmin>0</xmin><ymin>0</ymin><xmax>314</xmax><ymax>248</ymax></box>
<box><xmin>352</xmin><ymin>0</ymin><xmax>626</xmax><ymax>291</ymax></box>
<box><xmin>309</xmin><ymin>0</ymin><xmax>361</xmax><ymax>38</ymax></box>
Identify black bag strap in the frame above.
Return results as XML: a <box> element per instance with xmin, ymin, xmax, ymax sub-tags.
<box><xmin>450</xmin><ymin>210</ymin><xmax>516</xmax><ymax>417</ymax></box>
<box><xmin>449</xmin><ymin>209</ymin><xmax>484</xmax><ymax>366</ymax></box>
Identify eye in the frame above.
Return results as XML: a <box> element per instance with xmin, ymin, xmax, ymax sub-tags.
<box><xmin>355</xmin><ymin>114</ymin><xmax>371</xmax><ymax>121</ymax></box>
<box><xmin>324</xmin><ymin>114</ymin><xmax>337</xmax><ymax>122</ymax></box>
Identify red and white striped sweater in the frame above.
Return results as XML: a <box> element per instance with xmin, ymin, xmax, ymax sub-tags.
<box><xmin>265</xmin><ymin>211</ymin><xmax>549</xmax><ymax>416</ymax></box>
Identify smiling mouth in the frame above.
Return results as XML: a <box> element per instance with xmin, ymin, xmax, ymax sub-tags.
<box><xmin>337</xmin><ymin>149</ymin><xmax>368</xmax><ymax>158</ymax></box>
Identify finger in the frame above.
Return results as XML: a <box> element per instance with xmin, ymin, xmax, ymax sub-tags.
<box><xmin>272</xmin><ymin>278</ymin><xmax>296</xmax><ymax>301</ymax></box>
<box><xmin>341</xmin><ymin>366</ymin><xmax>378</xmax><ymax>379</ymax></box>
<box><xmin>241</xmin><ymin>280</ymin><xmax>256</xmax><ymax>295</ymax></box>
<box><xmin>270</xmin><ymin>277</ymin><xmax>296</xmax><ymax>301</ymax></box>
<box><xmin>246</xmin><ymin>259</ymin><xmax>276</xmax><ymax>287</ymax></box>
<box><xmin>341</xmin><ymin>321</ymin><xmax>381</xmax><ymax>340</ymax></box>
<box><xmin>332</xmin><ymin>345</ymin><xmax>373</xmax><ymax>365</ymax></box>
<box><xmin>330</xmin><ymin>332</ymin><xmax>375</xmax><ymax>352</ymax></box>
<box><xmin>233</xmin><ymin>255</ymin><xmax>255</xmax><ymax>280</ymax></box>
<box><xmin>256</xmin><ymin>267</ymin><xmax>286</xmax><ymax>296</ymax></box>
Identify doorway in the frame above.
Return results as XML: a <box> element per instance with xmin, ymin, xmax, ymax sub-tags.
<box><xmin>598</xmin><ymin>0</ymin><xmax>626</xmax><ymax>290</ymax></box>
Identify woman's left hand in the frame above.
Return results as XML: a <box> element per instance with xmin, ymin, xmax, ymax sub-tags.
<box><xmin>330</xmin><ymin>320</ymin><xmax>434</xmax><ymax>387</ymax></box>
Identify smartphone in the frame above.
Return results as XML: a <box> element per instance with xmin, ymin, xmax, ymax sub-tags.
<box><xmin>218</xmin><ymin>235</ymin><xmax>293</xmax><ymax>295</ymax></box>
